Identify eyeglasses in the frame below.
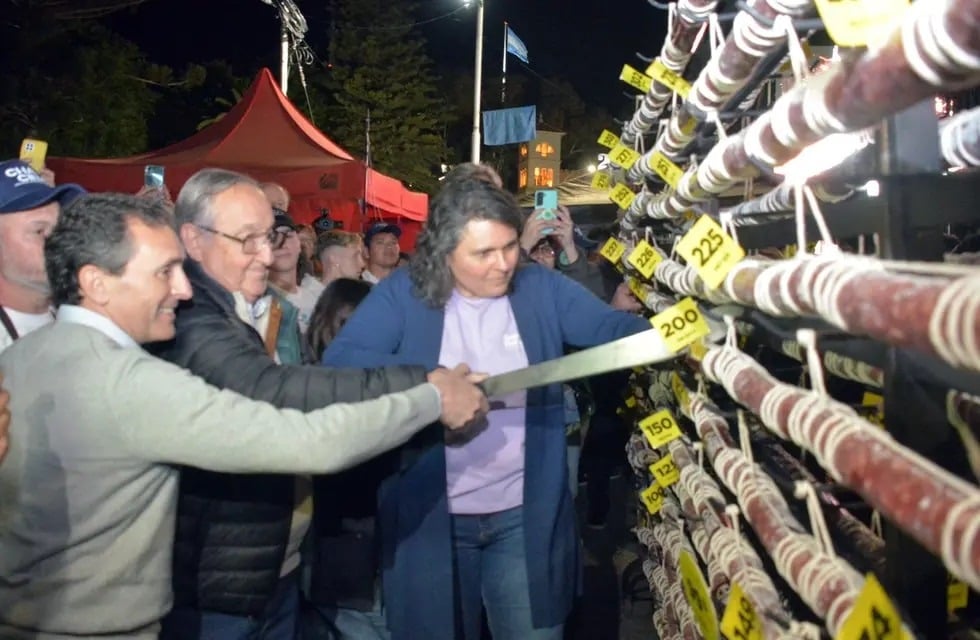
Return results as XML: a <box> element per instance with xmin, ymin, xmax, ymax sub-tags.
<box><xmin>195</xmin><ymin>224</ymin><xmax>281</xmax><ymax>255</ymax></box>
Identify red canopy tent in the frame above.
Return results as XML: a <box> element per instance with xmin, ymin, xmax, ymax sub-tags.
<box><xmin>47</xmin><ymin>68</ymin><xmax>428</xmax><ymax>248</ymax></box>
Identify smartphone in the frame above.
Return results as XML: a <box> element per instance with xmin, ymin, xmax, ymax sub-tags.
<box><xmin>19</xmin><ymin>138</ymin><xmax>48</xmax><ymax>172</ymax></box>
<box><xmin>534</xmin><ymin>189</ymin><xmax>559</xmax><ymax>211</ymax></box>
<box><xmin>144</xmin><ymin>165</ymin><xmax>165</xmax><ymax>188</ymax></box>
<box><xmin>534</xmin><ymin>189</ymin><xmax>559</xmax><ymax>235</ymax></box>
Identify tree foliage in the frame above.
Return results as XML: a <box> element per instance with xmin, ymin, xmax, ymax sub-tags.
<box><xmin>0</xmin><ymin>21</ymin><xmax>159</xmax><ymax>157</ymax></box>
<box><xmin>306</xmin><ymin>0</ymin><xmax>450</xmax><ymax>193</ymax></box>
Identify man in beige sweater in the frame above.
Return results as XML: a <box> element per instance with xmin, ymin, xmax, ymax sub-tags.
<box><xmin>0</xmin><ymin>193</ymin><xmax>488</xmax><ymax>639</ymax></box>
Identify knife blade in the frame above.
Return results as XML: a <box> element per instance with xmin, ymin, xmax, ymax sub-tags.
<box><xmin>478</xmin><ymin>327</ymin><xmax>677</xmax><ymax>398</ymax></box>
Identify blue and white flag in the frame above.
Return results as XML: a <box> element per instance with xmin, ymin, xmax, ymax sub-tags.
<box><xmin>483</xmin><ymin>106</ymin><xmax>536</xmax><ymax>146</ymax></box>
<box><xmin>505</xmin><ymin>26</ymin><xmax>529</xmax><ymax>64</ymax></box>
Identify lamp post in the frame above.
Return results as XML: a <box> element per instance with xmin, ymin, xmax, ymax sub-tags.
<box><xmin>465</xmin><ymin>0</ymin><xmax>485</xmax><ymax>163</ymax></box>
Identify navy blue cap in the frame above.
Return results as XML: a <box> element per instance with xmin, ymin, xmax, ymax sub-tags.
<box><xmin>0</xmin><ymin>159</ymin><xmax>84</xmax><ymax>214</ymax></box>
<box><xmin>364</xmin><ymin>222</ymin><xmax>401</xmax><ymax>245</ymax></box>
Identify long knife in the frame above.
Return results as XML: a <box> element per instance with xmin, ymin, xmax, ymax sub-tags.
<box><xmin>478</xmin><ymin>327</ymin><xmax>677</xmax><ymax>398</ymax></box>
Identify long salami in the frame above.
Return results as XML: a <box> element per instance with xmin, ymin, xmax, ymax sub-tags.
<box><xmin>702</xmin><ymin>346</ymin><xmax>980</xmax><ymax>592</ymax></box>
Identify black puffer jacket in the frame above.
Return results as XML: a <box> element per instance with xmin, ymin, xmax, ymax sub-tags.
<box><xmin>150</xmin><ymin>260</ymin><xmax>429</xmax><ymax>617</ymax></box>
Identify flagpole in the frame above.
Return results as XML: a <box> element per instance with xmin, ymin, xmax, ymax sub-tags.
<box><xmin>501</xmin><ymin>21</ymin><xmax>507</xmax><ymax>105</ymax></box>
<box><xmin>469</xmin><ymin>0</ymin><xmax>485</xmax><ymax>164</ymax></box>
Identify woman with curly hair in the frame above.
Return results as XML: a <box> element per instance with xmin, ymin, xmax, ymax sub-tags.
<box><xmin>323</xmin><ymin>177</ymin><xmax>648</xmax><ymax>640</ymax></box>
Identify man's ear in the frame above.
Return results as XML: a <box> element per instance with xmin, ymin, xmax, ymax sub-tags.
<box><xmin>180</xmin><ymin>223</ymin><xmax>203</xmax><ymax>262</ymax></box>
<box><xmin>77</xmin><ymin>264</ymin><xmax>110</xmax><ymax>306</ymax></box>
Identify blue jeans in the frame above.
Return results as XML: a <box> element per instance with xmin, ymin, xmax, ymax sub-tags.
<box><xmin>161</xmin><ymin>571</ymin><xmax>300</xmax><ymax>640</ymax></box>
<box><xmin>308</xmin><ymin>602</ymin><xmax>390</xmax><ymax>640</ymax></box>
<box><xmin>451</xmin><ymin>506</ymin><xmax>564</xmax><ymax>640</ymax></box>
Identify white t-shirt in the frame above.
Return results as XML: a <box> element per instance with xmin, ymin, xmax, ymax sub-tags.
<box><xmin>361</xmin><ymin>269</ymin><xmax>381</xmax><ymax>284</ymax></box>
<box><xmin>0</xmin><ymin>307</ymin><xmax>54</xmax><ymax>354</ymax></box>
<box><xmin>284</xmin><ymin>275</ymin><xmax>324</xmax><ymax>334</ymax></box>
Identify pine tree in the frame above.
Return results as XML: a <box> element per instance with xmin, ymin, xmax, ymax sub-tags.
<box><xmin>309</xmin><ymin>0</ymin><xmax>449</xmax><ymax>193</ymax></box>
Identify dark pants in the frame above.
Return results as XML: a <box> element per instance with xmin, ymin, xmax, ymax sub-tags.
<box><xmin>161</xmin><ymin>571</ymin><xmax>300</xmax><ymax>640</ymax></box>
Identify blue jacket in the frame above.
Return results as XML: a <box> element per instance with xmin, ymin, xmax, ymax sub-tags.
<box><xmin>323</xmin><ymin>265</ymin><xmax>649</xmax><ymax>639</ymax></box>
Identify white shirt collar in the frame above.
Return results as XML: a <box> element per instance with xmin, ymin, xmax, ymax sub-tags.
<box><xmin>56</xmin><ymin>305</ymin><xmax>140</xmax><ymax>349</ymax></box>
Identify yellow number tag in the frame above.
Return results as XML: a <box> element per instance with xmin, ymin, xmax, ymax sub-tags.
<box><xmin>675</xmin><ymin>215</ymin><xmax>745</xmax><ymax>290</ymax></box>
<box><xmin>609</xmin><ymin>183</ymin><xmax>636</xmax><ymax>210</ymax></box>
<box><xmin>948</xmin><ymin>574</ymin><xmax>969</xmax><ymax>613</ymax></box>
<box><xmin>619</xmin><ymin>64</ymin><xmax>653</xmax><ymax>93</ymax></box>
<box><xmin>720</xmin><ymin>583</ymin><xmax>763</xmax><ymax>640</ymax></box>
<box><xmin>645</xmin><ymin>58</ymin><xmax>692</xmax><ymax>99</ymax></box>
<box><xmin>649</xmin><ymin>151</ymin><xmax>684</xmax><ymax>189</ymax></box>
<box><xmin>837</xmin><ymin>574</ymin><xmax>910</xmax><ymax>640</ymax></box>
<box><xmin>862</xmin><ymin>391</ymin><xmax>885</xmax><ymax>428</ymax></box>
<box><xmin>639</xmin><ymin>409</ymin><xmax>683</xmax><ymax>449</ymax></box>
<box><xmin>609</xmin><ymin>143</ymin><xmax>641</xmax><ymax>169</ymax></box>
<box><xmin>680</xmin><ymin>116</ymin><xmax>698</xmax><ymax>136</ymax></box>
<box><xmin>649</xmin><ymin>454</ymin><xmax>680</xmax><ymax>488</ymax></box>
<box><xmin>814</xmin><ymin>0</ymin><xmax>910</xmax><ymax>47</ymax></box>
<box><xmin>651</xmin><ymin>297</ymin><xmax>710</xmax><ymax>353</ymax></box>
<box><xmin>640</xmin><ymin>482</ymin><xmax>666</xmax><ymax>514</ymax></box>
<box><xmin>597</xmin><ymin>129</ymin><xmax>620</xmax><ymax>149</ymax></box>
<box><xmin>628</xmin><ymin>277</ymin><xmax>647</xmax><ymax>301</ymax></box>
<box><xmin>671</xmin><ymin>373</ymin><xmax>690</xmax><ymax>413</ymax></box>
<box><xmin>679</xmin><ymin>551</ymin><xmax>719</xmax><ymax>640</ymax></box>
<box><xmin>600</xmin><ymin>237</ymin><xmax>626</xmax><ymax>265</ymax></box>
<box><xmin>627</xmin><ymin>240</ymin><xmax>662</xmax><ymax>280</ymax></box>
<box><xmin>591</xmin><ymin>171</ymin><xmax>612</xmax><ymax>191</ymax></box>
<box><xmin>689</xmin><ymin>338</ymin><xmax>709</xmax><ymax>361</ymax></box>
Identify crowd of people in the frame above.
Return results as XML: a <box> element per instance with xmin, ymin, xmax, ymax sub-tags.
<box><xmin>0</xmin><ymin>158</ymin><xmax>647</xmax><ymax>640</ymax></box>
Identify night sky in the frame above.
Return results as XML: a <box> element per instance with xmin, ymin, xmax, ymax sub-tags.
<box><xmin>106</xmin><ymin>0</ymin><xmax>668</xmax><ymax>118</ymax></box>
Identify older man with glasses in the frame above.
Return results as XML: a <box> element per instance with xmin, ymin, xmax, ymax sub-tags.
<box><xmin>150</xmin><ymin>168</ymin><xmax>452</xmax><ymax>640</ymax></box>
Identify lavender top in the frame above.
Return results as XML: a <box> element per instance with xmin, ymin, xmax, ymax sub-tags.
<box><xmin>439</xmin><ymin>290</ymin><xmax>529</xmax><ymax>514</ymax></box>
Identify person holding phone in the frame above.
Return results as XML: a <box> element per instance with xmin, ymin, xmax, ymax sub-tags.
<box><xmin>0</xmin><ymin>159</ymin><xmax>84</xmax><ymax>353</ymax></box>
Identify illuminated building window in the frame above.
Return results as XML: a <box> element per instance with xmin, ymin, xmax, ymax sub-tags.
<box><xmin>520</xmin><ymin>145</ymin><xmax>528</xmax><ymax>157</ymax></box>
<box><xmin>519</xmin><ymin>168</ymin><xmax>527</xmax><ymax>189</ymax></box>
<box><xmin>535</xmin><ymin>143</ymin><xmax>555</xmax><ymax>158</ymax></box>
<box><xmin>533</xmin><ymin>167</ymin><xmax>554</xmax><ymax>187</ymax></box>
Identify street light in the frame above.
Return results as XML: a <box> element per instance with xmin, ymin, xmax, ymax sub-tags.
<box><xmin>464</xmin><ymin>0</ymin><xmax>485</xmax><ymax>163</ymax></box>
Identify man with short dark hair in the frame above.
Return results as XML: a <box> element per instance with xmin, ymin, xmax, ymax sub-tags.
<box><xmin>361</xmin><ymin>222</ymin><xmax>401</xmax><ymax>283</ymax></box>
<box><xmin>0</xmin><ymin>192</ymin><xmax>488</xmax><ymax>638</ymax></box>
<box><xmin>0</xmin><ymin>159</ymin><xmax>83</xmax><ymax>352</ymax></box>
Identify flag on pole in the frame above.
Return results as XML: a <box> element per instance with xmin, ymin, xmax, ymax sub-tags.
<box><xmin>505</xmin><ymin>26</ymin><xmax>529</xmax><ymax>65</ymax></box>
<box><xmin>483</xmin><ymin>106</ymin><xmax>536</xmax><ymax>146</ymax></box>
